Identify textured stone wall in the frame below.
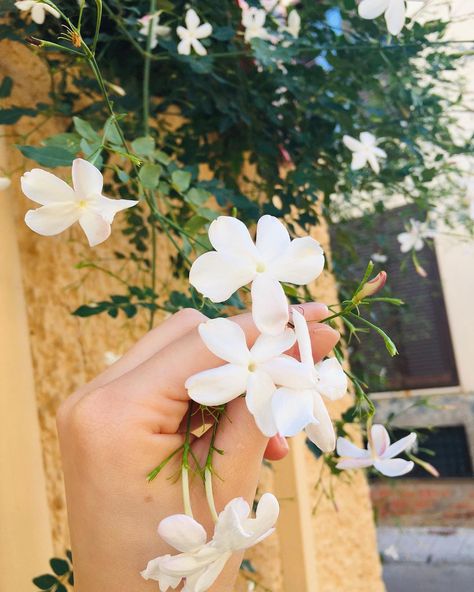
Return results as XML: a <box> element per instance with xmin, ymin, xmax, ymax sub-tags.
<box><xmin>1</xmin><ymin>38</ymin><xmax>383</xmax><ymax>591</ymax></box>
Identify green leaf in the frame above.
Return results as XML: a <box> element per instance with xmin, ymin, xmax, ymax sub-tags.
<box><xmin>154</xmin><ymin>150</ymin><xmax>171</xmax><ymax>166</ymax></box>
<box><xmin>185</xmin><ymin>187</ymin><xmax>210</xmax><ymax>207</ymax></box>
<box><xmin>171</xmin><ymin>170</ymin><xmax>192</xmax><ymax>193</ymax></box>
<box><xmin>43</xmin><ymin>133</ymin><xmax>81</xmax><ymax>154</ymax></box>
<box><xmin>50</xmin><ymin>558</ymin><xmax>70</xmax><ymax>576</ymax></box>
<box><xmin>184</xmin><ymin>215</ymin><xmax>209</xmax><ymax>234</ymax></box>
<box><xmin>56</xmin><ymin>584</ymin><xmax>67</xmax><ymax>592</ymax></box>
<box><xmin>139</xmin><ymin>163</ymin><xmax>163</xmax><ymax>189</ymax></box>
<box><xmin>0</xmin><ymin>107</ymin><xmax>36</xmax><ymax>124</ymax></box>
<box><xmin>132</xmin><ymin>136</ymin><xmax>155</xmax><ymax>158</ymax></box>
<box><xmin>17</xmin><ymin>145</ymin><xmax>75</xmax><ymax>167</ymax></box>
<box><xmin>32</xmin><ymin>574</ymin><xmax>59</xmax><ymax>590</ymax></box>
<box><xmin>213</xmin><ymin>26</ymin><xmax>235</xmax><ymax>41</ymax></box>
<box><xmin>73</xmin><ymin>304</ymin><xmax>106</xmax><ymax>317</ymax></box>
<box><xmin>0</xmin><ymin>76</ymin><xmax>13</xmax><ymax>98</ymax></box>
<box><xmin>73</xmin><ymin>116</ymin><xmax>100</xmax><ymax>142</ymax></box>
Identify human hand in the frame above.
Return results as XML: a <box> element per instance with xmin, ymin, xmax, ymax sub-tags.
<box><xmin>57</xmin><ymin>302</ymin><xmax>339</xmax><ymax>591</ymax></box>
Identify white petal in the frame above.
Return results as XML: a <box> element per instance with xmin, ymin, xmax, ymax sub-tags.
<box><xmin>255</xmin><ymin>215</ymin><xmax>291</xmax><ymax>264</ymax></box>
<box><xmin>336</xmin><ymin>437</ymin><xmax>371</xmax><ymax>459</ymax></box>
<box><xmin>381</xmin><ymin>432</ymin><xmax>417</xmax><ymax>460</ymax></box>
<box><xmin>25</xmin><ymin>203</ymin><xmax>79</xmax><ymax>236</ymax></box>
<box><xmin>31</xmin><ymin>4</ymin><xmax>45</xmax><ymax>24</ymax></box>
<box><xmin>360</xmin><ymin>132</ymin><xmax>376</xmax><ymax>146</ymax></box>
<box><xmin>198</xmin><ymin>318</ymin><xmax>250</xmax><ymax>365</ymax></box>
<box><xmin>177</xmin><ymin>38</ymin><xmax>191</xmax><ymax>55</ymax></box>
<box><xmin>141</xmin><ymin>556</ymin><xmax>182</xmax><ymax>588</ymax></box>
<box><xmin>208</xmin><ymin>217</ymin><xmax>258</xmax><ymax>263</ymax></box>
<box><xmin>397</xmin><ymin>231</ymin><xmax>415</xmax><ymax>253</ymax></box>
<box><xmin>78</xmin><ymin>210</ymin><xmax>111</xmax><ymax>246</ymax></box>
<box><xmin>305</xmin><ymin>392</ymin><xmax>335</xmax><ymax>452</ymax></box>
<box><xmin>336</xmin><ymin>457</ymin><xmax>374</xmax><ymax>470</ymax></box>
<box><xmin>192</xmin><ymin>553</ymin><xmax>232</xmax><ymax>592</ymax></box>
<box><xmin>343</xmin><ymin>135</ymin><xmax>363</xmax><ymax>152</ymax></box>
<box><xmin>250</xmin><ymin>328</ymin><xmax>295</xmax><ymax>363</ymax></box>
<box><xmin>239</xmin><ymin>492</ymin><xmax>279</xmax><ymax>547</ymax></box>
<box><xmin>269</xmin><ymin>237</ymin><xmax>325</xmax><ymax>285</ymax></box>
<box><xmin>195</xmin><ymin>23</ymin><xmax>213</xmax><ymax>39</ymax></box>
<box><xmin>370</xmin><ymin>424</ymin><xmax>391</xmax><ymax>457</ymax></box>
<box><xmin>191</xmin><ymin>38</ymin><xmax>207</xmax><ymax>56</ymax></box>
<box><xmin>272</xmin><ymin>387</ymin><xmax>316</xmax><ymax>436</ymax></box>
<box><xmin>185</xmin><ymin>364</ymin><xmax>248</xmax><ymax>406</ymax></box>
<box><xmin>367</xmin><ymin>153</ymin><xmax>381</xmax><ymax>174</ymax></box>
<box><xmin>374</xmin><ymin>458</ymin><xmax>414</xmax><ymax>477</ymax></box>
<box><xmin>158</xmin><ymin>515</ymin><xmax>207</xmax><ymax>553</ymax></box>
<box><xmin>43</xmin><ymin>4</ymin><xmax>60</xmax><ymax>18</ymax></box>
<box><xmin>246</xmin><ymin>370</ymin><xmax>277</xmax><ymax>437</ymax></box>
<box><xmin>358</xmin><ymin>0</ymin><xmax>390</xmax><ymax>20</ymax></box>
<box><xmin>292</xmin><ymin>308</ymin><xmax>313</xmax><ymax>369</ymax></box>
<box><xmin>351</xmin><ymin>152</ymin><xmax>368</xmax><ymax>170</ymax></box>
<box><xmin>189</xmin><ymin>251</ymin><xmax>256</xmax><ymax>302</ymax></box>
<box><xmin>15</xmin><ymin>1</ymin><xmax>35</xmax><ymax>10</ymax></box>
<box><xmin>177</xmin><ymin>25</ymin><xmax>191</xmax><ymax>41</ymax></box>
<box><xmin>251</xmin><ymin>273</ymin><xmax>288</xmax><ymax>335</ymax></box>
<box><xmin>315</xmin><ymin>358</ymin><xmax>347</xmax><ymax>400</ymax></box>
<box><xmin>213</xmin><ymin>498</ymin><xmax>250</xmax><ymax>549</ymax></box>
<box><xmin>72</xmin><ymin>159</ymin><xmax>104</xmax><ymax>199</ymax></box>
<box><xmin>185</xmin><ymin>8</ymin><xmax>200</xmax><ymax>31</ymax></box>
<box><xmin>262</xmin><ymin>355</ymin><xmax>314</xmax><ymax>390</ymax></box>
<box><xmin>385</xmin><ymin>0</ymin><xmax>406</xmax><ymax>36</ymax></box>
<box><xmin>21</xmin><ymin>169</ymin><xmax>75</xmax><ymax>205</ymax></box>
<box><xmin>92</xmin><ymin>195</ymin><xmax>138</xmax><ymax>223</ymax></box>
<box><xmin>374</xmin><ymin>146</ymin><xmax>387</xmax><ymax>158</ymax></box>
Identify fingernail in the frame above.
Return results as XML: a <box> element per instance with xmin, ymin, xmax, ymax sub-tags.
<box><xmin>276</xmin><ymin>433</ymin><xmax>289</xmax><ymax>451</ymax></box>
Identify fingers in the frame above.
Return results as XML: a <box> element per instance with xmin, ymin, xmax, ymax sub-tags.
<box><xmin>111</xmin><ymin>303</ymin><xmax>337</xmax><ymax>432</ymax></box>
<box><xmin>264</xmin><ymin>435</ymin><xmax>289</xmax><ymax>461</ymax></box>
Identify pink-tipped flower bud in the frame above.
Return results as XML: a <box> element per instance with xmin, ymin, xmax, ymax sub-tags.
<box><xmin>354</xmin><ymin>271</ymin><xmax>387</xmax><ymax>302</ymax></box>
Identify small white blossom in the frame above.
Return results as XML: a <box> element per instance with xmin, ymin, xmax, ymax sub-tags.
<box><xmin>242</xmin><ymin>7</ymin><xmax>269</xmax><ymax>43</ymax></box>
<box><xmin>189</xmin><ymin>215</ymin><xmax>325</xmax><ymax>335</ymax></box>
<box><xmin>177</xmin><ymin>9</ymin><xmax>212</xmax><ymax>56</ymax></box>
<box><xmin>358</xmin><ymin>0</ymin><xmax>423</xmax><ymax>37</ymax></box>
<box><xmin>343</xmin><ymin>132</ymin><xmax>387</xmax><ymax>174</ymax></box>
<box><xmin>142</xmin><ymin>494</ymin><xmax>279</xmax><ymax>592</ymax></box>
<box><xmin>384</xmin><ymin>544</ymin><xmax>400</xmax><ymax>561</ymax></box>
<box><xmin>185</xmin><ymin>317</ymin><xmax>313</xmax><ymax>436</ymax></box>
<box><xmin>336</xmin><ymin>424</ymin><xmax>416</xmax><ymax>477</ymax></box>
<box><xmin>397</xmin><ymin>218</ymin><xmax>435</xmax><ymax>253</ymax></box>
<box><xmin>138</xmin><ymin>12</ymin><xmax>171</xmax><ymax>50</ymax></box>
<box><xmin>283</xmin><ymin>10</ymin><xmax>301</xmax><ymax>38</ymax></box>
<box><xmin>21</xmin><ymin>159</ymin><xmax>137</xmax><ymax>247</ymax></box>
<box><xmin>15</xmin><ymin>0</ymin><xmax>60</xmax><ymax>24</ymax></box>
<box><xmin>371</xmin><ymin>252</ymin><xmax>388</xmax><ymax>263</ymax></box>
<box><xmin>0</xmin><ymin>177</ymin><xmax>11</xmax><ymax>191</ymax></box>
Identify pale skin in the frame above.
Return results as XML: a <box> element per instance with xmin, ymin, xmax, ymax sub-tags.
<box><xmin>57</xmin><ymin>302</ymin><xmax>340</xmax><ymax>591</ymax></box>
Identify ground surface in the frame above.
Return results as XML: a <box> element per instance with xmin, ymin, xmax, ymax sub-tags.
<box><xmin>383</xmin><ymin>563</ymin><xmax>474</xmax><ymax>592</ymax></box>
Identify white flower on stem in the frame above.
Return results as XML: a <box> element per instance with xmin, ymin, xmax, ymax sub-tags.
<box><xmin>343</xmin><ymin>132</ymin><xmax>387</xmax><ymax>174</ymax></box>
<box><xmin>0</xmin><ymin>176</ymin><xmax>11</xmax><ymax>191</ymax></box>
<box><xmin>397</xmin><ymin>218</ymin><xmax>435</xmax><ymax>253</ymax></box>
<box><xmin>242</xmin><ymin>7</ymin><xmax>269</xmax><ymax>43</ymax></box>
<box><xmin>15</xmin><ymin>1</ymin><xmax>60</xmax><ymax>24</ymax></box>
<box><xmin>142</xmin><ymin>494</ymin><xmax>279</xmax><ymax>592</ymax></box>
<box><xmin>273</xmin><ymin>309</ymin><xmax>347</xmax><ymax>451</ymax></box>
<box><xmin>336</xmin><ymin>424</ymin><xmax>416</xmax><ymax>477</ymax></box>
<box><xmin>138</xmin><ymin>12</ymin><xmax>171</xmax><ymax>50</ymax></box>
<box><xmin>282</xmin><ymin>10</ymin><xmax>301</xmax><ymax>38</ymax></box>
<box><xmin>189</xmin><ymin>215</ymin><xmax>325</xmax><ymax>335</ymax></box>
<box><xmin>185</xmin><ymin>317</ymin><xmax>313</xmax><ymax>436</ymax></box>
<box><xmin>21</xmin><ymin>158</ymin><xmax>138</xmax><ymax>247</ymax></box>
<box><xmin>358</xmin><ymin>0</ymin><xmax>422</xmax><ymax>36</ymax></box>
<box><xmin>177</xmin><ymin>9</ymin><xmax>212</xmax><ymax>56</ymax></box>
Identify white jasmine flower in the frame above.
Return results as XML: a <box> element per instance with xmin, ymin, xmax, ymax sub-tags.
<box><xmin>21</xmin><ymin>159</ymin><xmax>138</xmax><ymax>247</ymax></box>
<box><xmin>138</xmin><ymin>12</ymin><xmax>171</xmax><ymax>50</ymax></box>
<box><xmin>283</xmin><ymin>10</ymin><xmax>301</xmax><ymax>38</ymax></box>
<box><xmin>343</xmin><ymin>132</ymin><xmax>387</xmax><ymax>174</ymax></box>
<box><xmin>189</xmin><ymin>215</ymin><xmax>325</xmax><ymax>335</ymax></box>
<box><xmin>186</xmin><ymin>317</ymin><xmax>313</xmax><ymax>436</ymax></box>
<box><xmin>274</xmin><ymin>309</ymin><xmax>347</xmax><ymax>452</ymax></box>
<box><xmin>384</xmin><ymin>544</ymin><xmax>400</xmax><ymax>561</ymax></box>
<box><xmin>242</xmin><ymin>7</ymin><xmax>269</xmax><ymax>43</ymax></box>
<box><xmin>397</xmin><ymin>218</ymin><xmax>435</xmax><ymax>253</ymax></box>
<box><xmin>358</xmin><ymin>0</ymin><xmax>423</xmax><ymax>37</ymax></box>
<box><xmin>336</xmin><ymin>424</ymin><xmax>416</xmax><ymax>476</ymax></box>
<box><xmin>15</xmin><ymin>0</ymin><xmax>60</xmax><ymax>24</ymax></box>
<box><xmin>177</xmin><ymin>9</ymin><xmax>212</xmax><ymax>56</ymax></box>
<box><xmin>142</xmin><ymin>494</ymin><xmax>279</xmax><ymax>592</ymax></box>
<box><xmin>371</xmin><ymin>252</ymin><xmax>388</xmax><ymax>263</ymax></box>
<box><xmin>0</xmin><ymin>176</ymin><xmax>11</xmax><ymax>191</ymax></box>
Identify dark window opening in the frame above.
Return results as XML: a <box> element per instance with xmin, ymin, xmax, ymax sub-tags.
<box><xmin>330</xmin><ymin>204</ymin><xmax>459</xmax><ymax>392</ymax></box>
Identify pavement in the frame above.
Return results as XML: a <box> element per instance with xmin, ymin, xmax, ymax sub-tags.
<box><xmin>377</xmin><ymin>527</ymin><xmax>474</xmax><ymax>592</ymax></box>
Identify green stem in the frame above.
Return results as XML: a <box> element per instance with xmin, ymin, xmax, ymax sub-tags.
<box><xmin>182</xmin><ymin>408</ymin><xmax>194</xmax><ymax>518</ymax></box>
<box><xmin>147</xmin><ymin>444</ymin><xmax>184</xmax><ymax>482</ymax></box>
<box><xmin>143</xmin><ymin>0</ymin><xmax>156</xmax><ymax>136</ymax></box>
<box><xmin>92</xmin><ymin>0</ymin><xmax>103</xmax><ymax>55</ymax></box>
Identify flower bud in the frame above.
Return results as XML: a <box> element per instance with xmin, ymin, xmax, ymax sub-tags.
<box><xmin>354</xmin><ymin>271</ymin><xmax>387</xmax><ymax>303</ymax></box>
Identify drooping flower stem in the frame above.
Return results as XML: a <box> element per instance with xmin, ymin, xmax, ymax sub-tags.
<box><xmin>182</xmin><ymin>407</ymin><xmax>194</xmax><ymax>518</ymax></box>
<box><xmin>204</xmin><ymin>468</ymin><xmax>218</xmax><ymax>523</ymax></box>
<box><xmin>204</xmin><ymin>407</ymin><xmax>225</xmax><ymax>523</ymax></box>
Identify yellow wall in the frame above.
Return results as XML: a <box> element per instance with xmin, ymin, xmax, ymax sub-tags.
<box><xmin>0</xmin><ymin>39</ymin><xmax>384</xmax><ymax>591</ymax></box>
